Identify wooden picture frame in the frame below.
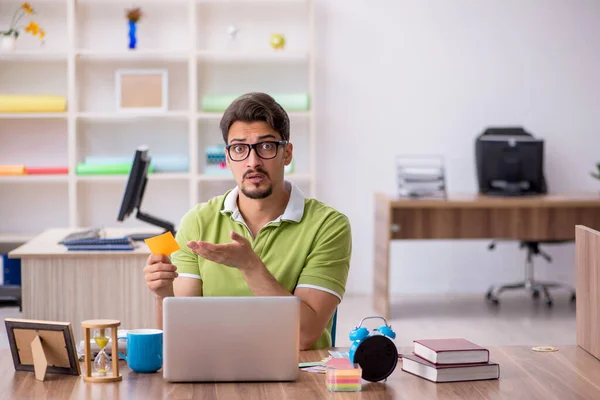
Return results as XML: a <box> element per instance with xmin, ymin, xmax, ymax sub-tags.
<box><xmin>4</xmin><ymin>318</ymin><xmax>81</xmax><ymax>381</ymax></box>
<box><xmin>115</xmin><ymin>69</ymin><xmax>168</xmax><ymax>113</ymax></box>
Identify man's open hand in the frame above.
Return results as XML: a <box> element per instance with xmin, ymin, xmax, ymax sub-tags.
<box><xmin>187</xmin><ymin>230</ymin><xmax>261</xmax><ymax>271</ymax></box>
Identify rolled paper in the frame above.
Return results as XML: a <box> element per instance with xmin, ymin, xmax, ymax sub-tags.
<box><xmin>25</xmin><ymin>167</ymin><xmax>69</xmax><ymax>175</ymax></box>
<box><xmin>84</xmin><ymin>155</ymin><xmax>189</xmax><ymax>173</ymax></box>
<box><xmin>0</xmin><ymin>95</ymin><xmax>67</xmax><ymax>113</ymax></box>
<box><xmin>0</xmin><ymin>165</ymin><xmax>26</xmax><ymax>175</ymax></box>
<box><xmin>202</xmin><ymin>93</ymin><xmax>310</xmax><ymax>112</ymax></box>
<box><xmin>76</xmin><ymin>162</ymin><xmax>155</xmax><ymax>175</ymax></box>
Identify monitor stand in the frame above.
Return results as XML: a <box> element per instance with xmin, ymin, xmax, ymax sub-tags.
<box><xmin>131</xmin><ymin>210</ymin><xmax>176</xmax><ymax>242</ymax></box>
<box><xmin>488</xmin><ymin>181</ymin><xmax>536</xmax><ymax>197</ymax></box>
<box><xmin>129</xmin><ymin>232</ymin><xmax>165</xmax><ymax>242</ymax></box>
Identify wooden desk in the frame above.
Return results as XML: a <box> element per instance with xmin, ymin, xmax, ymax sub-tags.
<box><xmin>576</xmin><ymin>225</ymin><xmax>600</xmax><ymax>360</ymax></box>
<box><xmin>9</xmin><ymin>228</ymin><xmax>161</xmax><ymax>341</ymax></box>
<box><xmin>2</xmin><ymin>346</ymin><xmax>600</xmax><ymax>399</ymax></box>
<box><xmin>374</xmin><ymin>193</ymin><xmax>600</xmax><ymax>319</ymax></box>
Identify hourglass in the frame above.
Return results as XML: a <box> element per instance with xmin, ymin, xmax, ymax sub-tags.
<box><xmin>82</xmin><ymin>320</ymin><xmax>122</xmax><ymax>383</ymax></box>
<box><xmin>93</xmin><ymin>328</ymin><xmax>111</xmax><ymax>376</ymax></box>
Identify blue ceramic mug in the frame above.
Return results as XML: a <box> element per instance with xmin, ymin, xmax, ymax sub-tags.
<box><xmin>118</xmin><ymin>329</ymin><xmax>163</xmax><ymax>373</ymax></box>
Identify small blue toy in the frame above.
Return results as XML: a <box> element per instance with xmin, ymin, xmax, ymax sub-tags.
<box><xmin>348</xmin><ymin>316</ymin><xmax>398</xmax><ymax>382</ymax></box>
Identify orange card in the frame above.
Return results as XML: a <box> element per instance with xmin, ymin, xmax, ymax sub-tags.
<box><xmin>144</xmin><ymin>231</ymin><xmax>180</xmax><ymax>255</ymax></box>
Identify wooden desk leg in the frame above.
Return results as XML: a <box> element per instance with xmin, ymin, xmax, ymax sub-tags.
<box><xmin>374</xmin><ymin>196</ymin><xmax>391</xmax><ymax>320</ymax></box>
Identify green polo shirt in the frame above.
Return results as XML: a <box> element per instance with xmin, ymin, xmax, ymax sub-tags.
<box><xmin>170</xmin><ymin>181</ymin><xmax>352</xmax><ymax>349</ymax></box>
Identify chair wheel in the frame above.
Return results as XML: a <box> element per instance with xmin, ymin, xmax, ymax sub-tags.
<box><xmin>486</xmin><ymin>291</ymin><xmax>493</xmax><ymax>300</ymax></box>
<box><xmin>532</xmin><ymin>290</ymin><xmax>540</xmax><ymax>299</ymax></box>
<box><xmin>545</xmin><ymin>299</ymin><xmax>553</xmax><ymax>307</ymax></box>
<box><xmin>570</xmin><ymin>293</ymin><xmax>576</xmax><ymax>302</ymax></box>
<box><xmin>487</xmin><ymin>297</ymin><xmax>499</xmax><ymax>306</ymax></box>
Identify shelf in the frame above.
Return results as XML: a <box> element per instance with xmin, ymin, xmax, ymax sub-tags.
<box><xmin>198</xmin><ymin>173</ymin><xmax>311</xmax><ymax>182</ymax></box>
<box><xmin>197</xmin><ymin>51</ymin><xmax>308</xmax><ymax>63</ymax></box>
<box><xmin>77</xmin><ymin>111</ymin><xmax>190</xmax><ymax>121</ymax></box>
<box><xmin>197</xmin><ymin>111</ymin><xmax>311</xmax><ymax>120</ymax></box>
<box><xmin>77</xmin><ymin>49</ymin><xmax>189</xmax><ymax>62</ymax></box>
<box><xmin>198</xmin><ymin>0</ymin><xmax>306</xmax><ymax>3</ymax></box>
<box><xmin>0</xmin><ymin>51</ymin><xmax>68</xmax><ymax>61</ymax></box>
<box><xmin>0</xmin><ymin>113</ymin><xmax>68</xmax><ymax>119</ymax></box>
<box><xmin>76</xmin><ymin>173</ymin><xmax>190</xmax><ymax>183</ymax></box>
<box><xmin>0</xmin><ymin>175</ymin><xmax>69</xmax><ymax>183</ymax></box>
<box><xmin>79</xmin><ymin>0</ymin><xmax>186</xmax><ymax>3</ymax></box>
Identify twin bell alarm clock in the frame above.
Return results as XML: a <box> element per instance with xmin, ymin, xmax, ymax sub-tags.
<box><xmin>348</xmin><ymin>316</ymin><xmax>398</xmax><ymax>382</ymax></box>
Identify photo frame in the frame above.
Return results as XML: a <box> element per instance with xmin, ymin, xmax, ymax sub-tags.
<box><xmin>5</xmin><ymin>318</ymin><xmax>81</xmax><ymax>381</ymax></box>
<box><xmin>115</xmin><ymin>69</ymin><xmax>168</xmax><ymax>113</ymax></box>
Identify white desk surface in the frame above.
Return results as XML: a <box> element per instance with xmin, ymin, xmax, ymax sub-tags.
<box><xmin>8</xmin><ymin>227</ymin><xmax>163</xmax><ymax>258</ymax></box>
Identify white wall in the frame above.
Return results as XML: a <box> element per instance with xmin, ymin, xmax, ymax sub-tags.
<box><xmin>314</xmin><ymin>0</ymin><xmax>600</xmax><ymax>294</ymax></box>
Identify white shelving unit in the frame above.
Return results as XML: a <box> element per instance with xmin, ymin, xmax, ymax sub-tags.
<box><xmin>0</xmin><ymin>0</ymin><xmax>315</xmax><ymax>239</ymax></box>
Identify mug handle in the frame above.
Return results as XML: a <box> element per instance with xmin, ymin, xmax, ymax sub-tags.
<box><xmin>117</xmin><ymin>333</ymin><xmax>127</xmax><ymax>361</ymax></box>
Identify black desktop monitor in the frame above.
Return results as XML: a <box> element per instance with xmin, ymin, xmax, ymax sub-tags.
<box><xmin>475</xmin><ymin>128</ymin><xmax>547</xmax><ymax>196</ymax></box>
<box><xmin>117</xmin><ymin>146</ymin><xmax>176</xmax><ymax>241</ymax></box>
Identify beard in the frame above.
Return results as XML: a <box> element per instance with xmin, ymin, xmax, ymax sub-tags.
<box><xmin>241</xmin><ymin>183</ymin><xmax>273</xmax><ymax>199</ymax></box>
<box><xmin>240</xmin><ymin>168</ymin><xmax>272</xmax><ymax>199</ymax></box>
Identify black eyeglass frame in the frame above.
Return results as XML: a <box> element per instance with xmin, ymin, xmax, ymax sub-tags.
<box><xmin>225</xmin><ymin>140</ymin><xmax>289</xmax><ymax>162</ymax></box>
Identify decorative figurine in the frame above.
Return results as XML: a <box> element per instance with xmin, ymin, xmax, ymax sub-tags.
<box><xmin>227</xmin><ymin>25</ymin><xmax>238</xmax><ymax>40</ymax></box>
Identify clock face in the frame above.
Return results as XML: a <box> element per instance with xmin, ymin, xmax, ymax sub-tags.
<box><xmin>353</xmin><ymin>335</ymin><xmax>398</xmax><ymax>382</ymax></box>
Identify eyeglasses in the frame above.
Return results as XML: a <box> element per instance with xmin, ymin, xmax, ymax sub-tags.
<box><xmin>225</xmin><ymin>140</ymin><xmax>288</xmax><ymax>162</ymax></box>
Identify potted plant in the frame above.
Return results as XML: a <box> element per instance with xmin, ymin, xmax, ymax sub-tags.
<box><xmin>0</xmin><ymin>2</ymin><xmax>45</xmax><ymax>52</ymax></box>
<box><xmin>126</xmin><ymin>7</ymin><xmax>143</xmax><ymax>49</ymax></box>
<box><xmin>592</xmin><ymin>162</ymin><xmax>600</xmax><ymax>182</ymax></box>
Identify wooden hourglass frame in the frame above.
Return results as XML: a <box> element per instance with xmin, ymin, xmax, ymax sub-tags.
<box><xmin>81</xmin><ymin>319</ymin><xmax>122</xmax><ymax>383</ymax></box>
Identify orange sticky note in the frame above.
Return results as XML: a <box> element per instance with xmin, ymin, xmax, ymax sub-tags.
<box><xmin>144</xmin><ymin>231</ymin><xmax>180</xmax><ymax>255</ymax></box>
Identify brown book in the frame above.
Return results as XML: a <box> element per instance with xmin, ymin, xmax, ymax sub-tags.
<box><xmin>413</xmin><ymin>338</ymin><xmax>490</xmax><ymax>364</ymax></box>
<box><xmin>402</xmin><ymin>354</ymin><xmax>500</xmax><ymax>383</ymax></box>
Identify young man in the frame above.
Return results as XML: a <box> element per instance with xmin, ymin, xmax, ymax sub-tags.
<box><xmin>143</xmin><ymin>92</ymin><xmax>352</xmax><ymax>350</ymax></box>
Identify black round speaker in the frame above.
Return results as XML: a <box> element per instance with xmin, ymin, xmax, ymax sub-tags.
<box><xmin>352</xmin><ymin>335</ymin><xmax>398</xmax><ymax>382</ymax></box>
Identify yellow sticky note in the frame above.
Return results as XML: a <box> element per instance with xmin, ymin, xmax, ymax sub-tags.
<box><xmin>144</xmin><ymin>231</ymin><xmax>180</xmax><ymax>256</ymax></box>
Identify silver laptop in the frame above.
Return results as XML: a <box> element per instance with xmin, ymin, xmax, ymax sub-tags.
<box><xmin>162</xmin><ymin>296</ymin><xmax>300</xmax><ymax>382</ymax></box>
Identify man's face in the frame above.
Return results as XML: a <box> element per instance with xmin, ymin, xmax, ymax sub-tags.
<box><xmin>225</xmin><ymin>121</ymin><xmax>293</xmax><ymax>199</ymax></box>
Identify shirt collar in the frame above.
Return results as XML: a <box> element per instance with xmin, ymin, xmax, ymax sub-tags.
<box><xmin>221</xmin><ymin>180</ymin><xmax>306</xmax><ymax>223</ymax></box>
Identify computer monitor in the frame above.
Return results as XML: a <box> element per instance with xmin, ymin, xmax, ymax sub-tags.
<box><xmin>117</xmin><ymin>145</ymin><xmax>176</xmax><ymax>241</ymax></box>
<box><xmin>475</xmin><ymin>128</ymin><xmax>547</xmax><ymax>196</ymax></box>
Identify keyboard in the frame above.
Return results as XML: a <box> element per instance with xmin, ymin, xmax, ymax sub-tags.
<box><xmin>59</xmin><ymin>228</ymin><xmax>102</xmax><ymax>244</ymax></box>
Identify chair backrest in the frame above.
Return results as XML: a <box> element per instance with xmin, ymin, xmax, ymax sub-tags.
<box><xmin>331</xmin><ymin>309</ymin><xmax>338</xmax><ymax>348</ymax></box>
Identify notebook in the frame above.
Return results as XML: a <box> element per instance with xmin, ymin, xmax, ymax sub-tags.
<box><xmin>66</xmin><ymin>243</ymin><xmax>135</xmax><ymax>251</ymax></box>
<box><xmin>413</xmin><ymin>338</ymin><xmax>490</xmax><ymax>364</ymax></box>
<box><xmin>401</xmin><ymin>354</ymin><xmax>499</xmax><ymax>383</ymax></box>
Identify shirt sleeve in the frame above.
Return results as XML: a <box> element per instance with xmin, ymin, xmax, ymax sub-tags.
<box><xmin>295</xmin><ymin>213</ymin><xmax>352</xmax><ymax>301</ymax></box>
<box><xmin>170</xmin><ymin>208</ymin><xmax>202</xmax><ymax>280</ymax></box>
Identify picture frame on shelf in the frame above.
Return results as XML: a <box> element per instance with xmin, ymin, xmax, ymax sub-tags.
<box><xmin>115</xmin><ymin>69</ymin><xmax>168</xmax><ymax>113</ymax></box>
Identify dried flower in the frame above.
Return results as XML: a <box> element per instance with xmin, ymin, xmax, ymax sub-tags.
<box><xmin>1</xmin><ymin>2</ymin><xmax>43</xmax><ymax>40</ymax></box>
<box><xmin>22</xmin><ymin>3</ymin><xmax>34</xmax><ymax>14</ymax></box>
<box><xmin>126</xmin><ymin>8</ymin><xmax>143</xmax><ymax>23</ymax></box>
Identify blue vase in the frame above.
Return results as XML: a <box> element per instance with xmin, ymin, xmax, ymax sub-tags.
<box><xmin>128</xmin><ymin>21</ymin><xmax>137</xmax><ymax>49</ymax></box>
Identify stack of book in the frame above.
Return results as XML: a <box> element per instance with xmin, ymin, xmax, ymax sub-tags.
<box><xmin>61</xmin><ymin>236</ymin><xmax>135</xmax><ymax>251</ymax></box>
<box><xmin>401</xmin><ymin>338</ymin><xmax>500</xmax><ymax>383</ymax></box>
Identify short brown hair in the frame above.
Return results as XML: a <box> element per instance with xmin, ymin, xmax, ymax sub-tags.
<box><xmin>220</xmin><ymin>92</ymin><xmax>290</xmax><ymax>143</ymax></box>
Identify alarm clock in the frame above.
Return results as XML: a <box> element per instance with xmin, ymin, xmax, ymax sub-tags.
<box><xmin>348</xmin><ymin>316</ymin><xmax>398</xmax><ymax>382</ymax></box>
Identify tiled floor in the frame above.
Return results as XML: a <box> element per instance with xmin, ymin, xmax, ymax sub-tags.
<box><xmin>0</xmin><ymin>292</ymin><xmax>575</xmax><ymax>350</ymax></box>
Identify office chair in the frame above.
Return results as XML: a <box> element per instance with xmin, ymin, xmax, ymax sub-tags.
<box><xmin>331</xmin><ymin>309</ymin><xmax>338</xmax><ymax>347</ymax></box>
<box><xmin>485</xmin><ymin>240</ymin><xmax>576</xmax><ymax>307</ymax></box>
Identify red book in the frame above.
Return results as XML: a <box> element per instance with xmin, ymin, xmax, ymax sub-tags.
<box><xmin>413</xmin><ymin>338</ymin><xmax>490</xmax><ymax>365</ymax></box>
<box><xmin>25</xmin><ymin>167</ymin><xmax>69</xmax><ymax>175</ymax></box>
<box><xmin>401</xmin><ymin>354</ymin><xmax>499</xmax><ymax>383</ymax></box>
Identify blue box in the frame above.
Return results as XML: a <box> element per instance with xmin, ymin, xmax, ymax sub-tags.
<box><xmin>2</xmin><ymin>254</ymin><xmax>21</xmax><ymax>286</ymax></box>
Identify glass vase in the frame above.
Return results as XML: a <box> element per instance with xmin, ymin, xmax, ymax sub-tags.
<box><xmin>128</xmin><ymin>21</ymin><xmax>137</xmax><ymax>49</ymax></box>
